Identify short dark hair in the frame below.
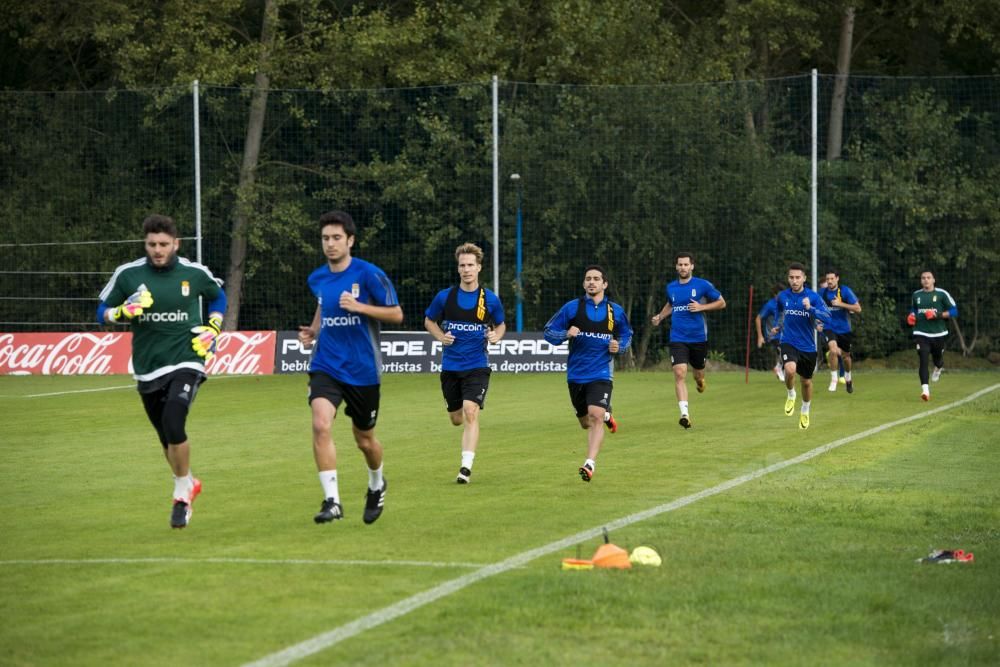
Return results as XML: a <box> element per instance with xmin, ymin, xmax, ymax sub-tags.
<box><xmin>919</xmin><ymin>269</ymin><xmax>934</xmax><ymax>278</ymax></box>
<box><xmin>584</xmin><ymin>264</ymin><xmax>608</xmax><ymax>283</ymax></box>
<box><xmin>675</xmin><ymin>252</ymin><xmax>694</xmax><ymax>263</ymax></box>
<box><xmin>142</xmin><ymin>214</ymin><xmax>177</xmax><ymax>237</ymax></box>
<box><xmin>319</xmin><ymin>210</ymin><xmax>356</xmax><ymax>237</ymax></box>
<box><xmin>824</xmin><ymin>268</ymin><xmax>840</xmax><ymax>277</ymax></box>
<box><xmin>788</xmin><ymin>262</ymin><xmax>806</xmax><ymax>274</ymax></box>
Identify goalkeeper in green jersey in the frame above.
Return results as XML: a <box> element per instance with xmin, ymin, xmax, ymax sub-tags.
<box><xmin>97</xmin><ymin>214</ymin><xmax>226</xmax><ymax>529</ymax></box>
<box><xmin>906</xmin><ymin>270</ymin><xmax>958</xmax><ymax>402</ymax></box>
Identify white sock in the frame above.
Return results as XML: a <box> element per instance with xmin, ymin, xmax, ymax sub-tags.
<box><xmin>368</xmin><ymin>465</ymin><xmax>384</xmax><ymax>491</ymax></box>
<box><xmin>845</xmin><ymin>372</ymin><xmax>852</xmax><ymax>381</ymax></box>
<box><xmin>801</xmin><ymin>401</ymin><xmax>811</xmax><ymax>414</ymax></box>
<box><xmin>921</xmin><ymin>383</ymin><xmax>930</xmax><ymax>395</ymax></box>
<box><xmin>172</xmin><ymin>474</ymin><xmax>193</xmax><ymax>502</ymax></box>
<box><xmin>831</xmin><ymin>371</ymin><xmax>838</xmax><ymax>381</ymax></box>
<box><xmin>319</xmin><ymin>470</ymin><xmax>339</xmax><ymax>502</ymax></box>
<box><xmin>603</xmin><ymin>412</ymin><xmax>612</xmax><ymax>423</ymax></box>
<box><xmin>461</xmin><ymin>451</ymin><xmax>475</xmax><ymax>470</ymax></box>
<box><xmin>787</xmin><ymin>389</ymin><xmax>796</xmax><ymax>399</ymax></box>
<box><xmin>584</xmin><ymin>458</ymin><xmax>595</xmax><ymax>471</ymax></box>
<box><xmin>678</xmin><ymin>400</ymin><xmax>689</xmax><ymax>416</ymax></box>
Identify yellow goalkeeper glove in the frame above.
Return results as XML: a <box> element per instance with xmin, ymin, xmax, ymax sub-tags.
<box><xmin>112</xmin><ymin>285</ymin><xmax>153</xmax><ymax>321</ymax></box>
<box><xmin>191</xmin><ymin>316</ymin><xmax>223</xmax><ymax>360</ymax></box>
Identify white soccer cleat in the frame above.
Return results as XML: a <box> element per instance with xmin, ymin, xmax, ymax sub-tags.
<box><xmin>828</xmin><ymin>380</ymin><xmax>838</xmax><ymax>392</ymax></box>
<box><xmin>931</xmin><ymin>367</ymin><xmax>942</xmax><ymax>382</ymax></box>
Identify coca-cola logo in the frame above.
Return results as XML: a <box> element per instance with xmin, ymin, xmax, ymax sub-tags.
<box><xmin>205</xmin><ymin>332</ymin><xmax>276</xmax><ymax>375</ymax></box>
<box><xmin>0</xmin><ymin>333</ymin><xmax>130</xmax><ymax>375</ymax></box>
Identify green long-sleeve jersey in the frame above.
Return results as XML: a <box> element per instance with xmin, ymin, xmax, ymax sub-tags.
<box><xmin>911</xmin><ymin>287</ymin><xmax>957</xmax><ymax>338</ymax></box>
<box><xmin>99</xmin><ymin>256</ymin><xmax>224</xmax><ymax>381</ymax></box>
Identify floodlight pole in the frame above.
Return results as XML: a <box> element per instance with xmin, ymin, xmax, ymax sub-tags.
<box><xmin>511</xmin><ymin>173</ymin><xmax>524</xmax><ymax>332</ymax></box>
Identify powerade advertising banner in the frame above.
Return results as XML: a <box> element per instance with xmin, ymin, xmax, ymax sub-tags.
<box><xmin>274</xmin><ymin>331</ymin><xmax>569</xmax><ymax>374</ymax></box>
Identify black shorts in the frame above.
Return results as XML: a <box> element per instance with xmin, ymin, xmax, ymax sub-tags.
<box><xmin>823</xmin><ymin>330</ymin><xmax>854</xmax><ymax>353</ymax></box>
<box><xmin>568</xmin><ymin>380</ymin><xmax>613</xmax><ymax>418</ymax></box>
<box><xmin>440</xmin><ymin>367</ymin><xmax>491</xmax><ymax>412</ymax></box>
<box><xmin>780</xmin><ymin>344</ymin><xmax>817</xmax><ymax>379</ymax></box>
<box><xmin>914</xmin><ymin>335</ymin><xmax>946</xmax><ymax>356</ymax></box>
<box><xmin>308</xmin><ymin>371</ymin><xmax>380</xmax><ymax>431</ymax></box>
<box><xmin>670</xmin><ymin>341</ymin><xmax>707</xmax><ymax>370</ymax></box>
<box><xmin>138</xmin><ymin>370</ymin><xmax>205</xmax><ymax>447</ymax></box>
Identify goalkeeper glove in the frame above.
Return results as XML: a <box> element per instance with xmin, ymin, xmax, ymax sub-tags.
<box><xmin>112</xmin><ymin>286</ymin><xmax>153</xmax><ymax>321</ymax></box>
<box><xmin>191</xmin><ymin>316</ymin><xmax>223</xmax><ymax>360</ymax></box>
<box><xmin>906</xmin><ymin>312</ymin><xmax>916</xmax><ymax>326</ymax></box>
<box><xmin>924</xmin><ymin>309</ymin><xmax>938</xmax><ymax>320</ymax></box>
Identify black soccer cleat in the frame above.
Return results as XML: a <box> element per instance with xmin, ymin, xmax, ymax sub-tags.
<box><xmin>456</xmin><ymin>467</ymin><xmax>472</xmax><ymax>484</ymax></box>
<box><xmin>314</xmin><ymin>498</ymin><xmax>344</xmax><ymax>524</ymax></box>
<box><xmin>363</xmin><ymin>478</ymin><xmax>387</xmax><ymax>524</ymax></box>
<box><xmin>170</xmin><ymin>501</ymin><xmax>190</xmax><ymax>529</ymax></box>
<box><xmin>579</xmin><ymin>463</ymin><xmax>594</xmax><ymax>482</ymax></box>
<box><xmin>845</xmin><ymin>380</ymin><xmax>854</xmax><ymax>394</ymax></box>
<box><xmin>679</xmin><ymin>415</ymin><xmax>692</xmax><ymax>429</ymax></box>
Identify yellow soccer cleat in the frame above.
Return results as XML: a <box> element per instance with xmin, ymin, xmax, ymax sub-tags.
<box><xmin>784</xmin><ymin>397</ymin><xmax>795</xmax><ymax>416</ymax></box>
<box><xmin>799</xmin><ymin>412</ymin><xmax>810</xmax><ymax>430</ymax></box>
<box><xmin>696</xmin><ymin>377</ymin><xmax>706</xmax><ymax>394</ymax></box>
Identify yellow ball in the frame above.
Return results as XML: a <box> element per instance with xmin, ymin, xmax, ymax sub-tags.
<box><xmin>629</xmin><ymin>546</ymin><xmax>662</xmax><ymax>567</ymax></box>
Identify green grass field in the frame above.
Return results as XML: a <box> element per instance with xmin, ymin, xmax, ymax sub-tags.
<box><xmin>2</xmin><ymin>370</ymin><xmax>998</xmax><ymax>666</ymax></box>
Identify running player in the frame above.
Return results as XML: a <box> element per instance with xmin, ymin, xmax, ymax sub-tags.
<box><xmin>424</xmin><ymin>242</ymin><xmax>506</xmax><ymax>483</ymax></box>
<box><xmin>651</xmin><ymin>252</ymin><xmax>726</xmax><ymax>428</ymax></box>
<box><xmin>97</xmin><ymin>214</ymin><xmax>226</xmax><ymax>529</ymax></box>
<box><xmin>776</xmin><ymin>263</ymin><xmax>832</xmax><ymax>430</ymax></box>
<box><xmin>544</xmin><ymin>265</ymin><xmax>632</xmax><ymax>482</ymax></box>
<box><xmin>298</xmin><ymin>211</ymin><xmax>403</xmax><ymax>525</ymax></box>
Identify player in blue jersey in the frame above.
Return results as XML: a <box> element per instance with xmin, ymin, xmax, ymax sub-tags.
<box><xmin>544</xmin><ymin>265</ymin><xmax>632</xmax><ymax>482</ymax></box>
<box><xmin>651</xmin><ymin>252</ymin><xmax>726</xmax><ymax>429</ymax></box>
<box><xmin>298</xmin><ymin>211</ymin><xmax>403</xmax><ymax>526</ymax></box>
<box><xmin>819</xmin><ymin>269</ymin><xmax>861</xmax><ymax>394</ymax></box>
<box><xmin>756</xmin><ymin>283</ymin><xmax>786</xmax><ymax>381</ymax></box>
<box><xmin>424</xmin><ymin>242</ymin><xmax>506</xmax><ymax>484</ymax></box>
<box><xmin>97</xmin><ymin>214</ymin><xmax>226</xmax><ymax>529</ymax></box>
<box><xmin>775</xmin><ymin>263</ymin><xmax>832</xmax><ymax>430</ymax></box>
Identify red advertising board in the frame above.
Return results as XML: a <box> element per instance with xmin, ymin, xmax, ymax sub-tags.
<box><xmin>0</xmin><ymin>332</ymin><xmax>275</xmax><ymax>376</ymax></box>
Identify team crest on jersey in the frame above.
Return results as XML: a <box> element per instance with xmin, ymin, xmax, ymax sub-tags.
<box><xmin>181</xmin><ymin>281</ymin><xmax>190</xmax><ymax>297</ymax></box>
<box><xmin>352</xmin><ymin>283</ymin><xmax>360</xmax><ymax>298</ymax></box>
<box><xmin>691</xmin><ymin>288</ymin><xmax>696</xmax><ymax>298</ymax></box>
<box><xmin>932</xmin><ymin>295</ymin><xmax>937</xmax><ymax>302</ymax></box>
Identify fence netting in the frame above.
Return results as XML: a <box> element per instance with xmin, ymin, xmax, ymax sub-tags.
<box><xmin>2</xmin><ymin>76</ymin><xmax>997</xmax><ymax>368</ymax></box>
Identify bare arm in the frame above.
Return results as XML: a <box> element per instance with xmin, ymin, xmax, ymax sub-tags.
<box><xmin>424</xmin><ymin>317</ymin><xmax>455</xmax><ymax>346</ymax></box>
<box><xmin>689</xmin><ymin>295</ymin><xmax>726</xmax><ymax>313</ymax></box>
<box><xmin>298</xmin><ymin>304</ymin><xmax>322</xmax><ymax>347</ymax></box>
<box><xmin>651</xmin><ymin>303</ymin><xmax>672</xmax><ymax>326</ymax></box>
<box><xmin>340</xmin><ymin>291</ymin><xmax>404</xmax><ymax>324</ymax></box>
<box><xmin>488</xmin><ymin>322</ymin><xmax>507</xmax><ymax>344</ymax></box>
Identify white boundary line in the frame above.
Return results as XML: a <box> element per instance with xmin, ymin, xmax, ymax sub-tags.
<box><xmin>242</xmin><ymin>383</ymin><xmax>1000</xmax><ymax>667</ymax></box>
<box><xmin>6</xmin><ymin>373</ymin><xmax>249</xmax><ymax>399</ymax></box>
<box><xmin>0</xmin><ymin>557</ymin><xmax>486</xmax><ymax>569</ymax></box>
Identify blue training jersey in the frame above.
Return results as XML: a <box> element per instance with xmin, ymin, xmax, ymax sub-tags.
<box><xmin>544</xmin><ymin>296</ymin><xmax>632</xmax><ymax>383</ymax></box>
<box><xmin>758</xmin><ymin>297</ymin><xmax>781</xmax><ymax>342</ymax></box>
<box><xmin>818</xmin><ymin>284</ymin><xmax>858</xmax><ymax>335</ymax></box>
<box><xmin>666</xmin><ymin>276</ymin><xmax>723</xmax><ymax>343</ymax></box>
<box><xmin>776</xmin><ymin>287</ymin><xmax>832</xmax><ymax>353</ymax></box>
<box><xmin>425</xmin><ymin>286</ymin><xmax>505</xmax><ymax>371</ymax></box>
<box><xmin>308</xmin><ymin>257</ymin><xmax>399</xmax><ymax>386</ymax></box>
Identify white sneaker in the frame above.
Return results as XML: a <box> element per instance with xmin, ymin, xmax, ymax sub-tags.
<box><xmin>931</xmin><ymin>367</ymin><xmax>942</xmax><ymax>382</ymax></box>
<box><xmin>828</xmin><ymin>380</ymin><xmax>838</xmax><ymax>392</ymax></box>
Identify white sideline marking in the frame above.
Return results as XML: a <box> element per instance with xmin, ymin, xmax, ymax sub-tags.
<box><xmin>0</xmin><ymin>557</ymin><xmax>485</xmax><ymax>569</ymax></box>
<box><xmin>12</xmin><ymin>374</ymin><xmax>247</xmax><ymax>398</ymax></box>
<box><xmin>243</xmin><ymin>383</ymin><xmax>1000</xmax><ymax>667</ymax></box>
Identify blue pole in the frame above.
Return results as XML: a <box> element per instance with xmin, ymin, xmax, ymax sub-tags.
<box><xmin>515</xmin><ymin>186</ymin><xmax>523</xmax><ymax>332</ymax></box>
